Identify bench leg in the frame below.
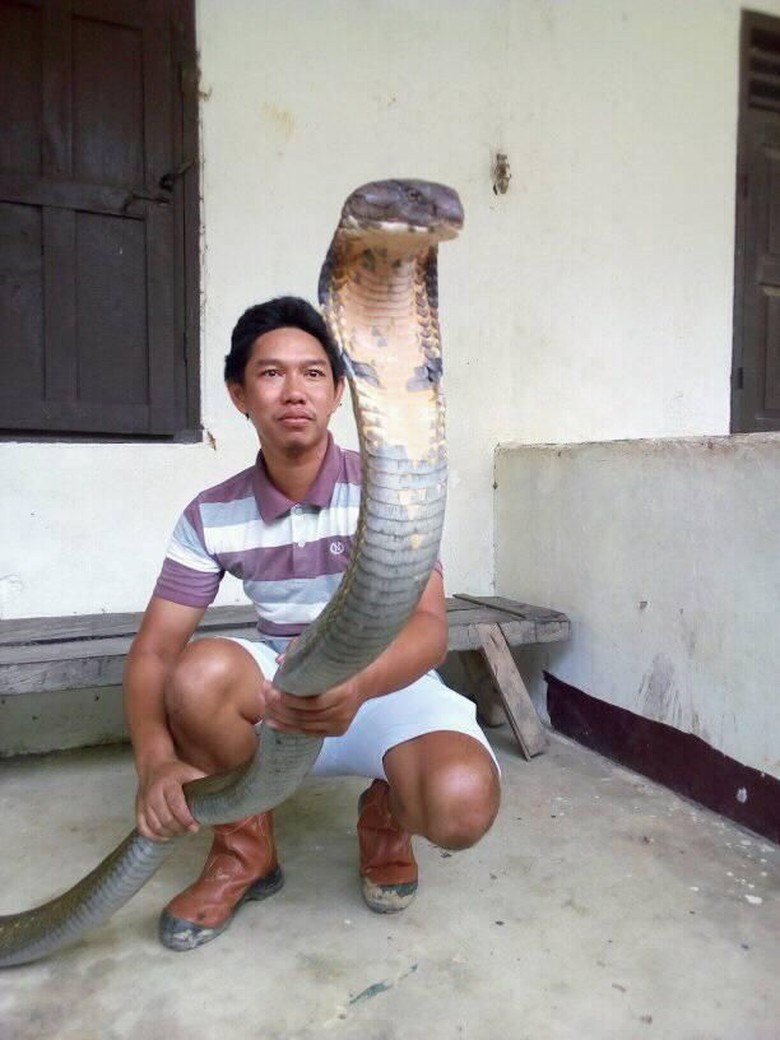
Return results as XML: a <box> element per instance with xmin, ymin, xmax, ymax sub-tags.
<box><xmin>460</xmin><ymin>650</ymin><xmax>506</xmax><ymax>728</ymax></box>
<box><xmin>475</xmin><ymin>623</ymin><xmax>548</xmax><ymax>760</ymax></box>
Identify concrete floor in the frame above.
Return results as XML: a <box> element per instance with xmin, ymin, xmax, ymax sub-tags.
<box><xmin>0</xmin><ymin>727</ymin><xmax>778</xmax><ymax>1040</ymax></box>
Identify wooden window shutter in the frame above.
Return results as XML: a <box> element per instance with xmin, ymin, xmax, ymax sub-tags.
<box><xmin>0</xmin><ymin>0</ymin><xmax>199</xmax><ymax>439</ymax></box>
<box><xmin>732</xmin><ymin>12</ymin><xmax>780</xmax><ymax>433</ymax></box>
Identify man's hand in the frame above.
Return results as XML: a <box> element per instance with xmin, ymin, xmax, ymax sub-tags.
<box><xmin>261</xmin><ymin>570</ymin><xmax>447</xmax><ymax>738</ymax></box>
<box><xmin>135</xmin><ymin>758</ymin><xmax>207</xmax><ymax>841</ymax></box>
<box><xmin>261</xmin><ymin>675</ymin><xmax>364</xmax><ymax>736</ymax></box>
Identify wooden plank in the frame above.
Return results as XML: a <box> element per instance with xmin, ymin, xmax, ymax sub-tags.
<box><xmin>454</xmin><ymin>593</ymin><xmax>570</xmax><ymax>626</ymax></box>
<box><xmin>453</xmin><ymin>616</ymin><xmax>546</xmax><ymax>650</ymax></box>
<box><xmin>454</xmin><ymin>594</ymin><xmax>571</xmax><ymax>647</ymax></box>
<box><xmin>0</xmin><ymin>203</ymin><xmax>45</xmax><ymax>414</ymax></box>
<box><xmin>460</xmin><ymin>649</ymin><xmax>505</xmax><ymax>728</ymax></box>
<box><xmin>0</xmin><ymin>604</ymin><xmax>258</xmax><ymax>646</ymax></box>
<box><xmin>0</xmin><ymin>599</ymin><xmax>568</xmax><ymax>648</ymax></box>
<box><xmin>1</xmin><ymin>653</ymin><xmax>127</xmax><ymax>694</ymax></box>
<box><xmin>475</xmin><ymin>623</ymin><xmax>548</xmax><ymax>760</ymax></box>
<box><xmin>0</xmin><ymin>599</ymin><xmax>571</xmax><ymax>700</ymax></box>
<box><xmin>448</xmin><ymin>605</ymin><xmax>538</xmax><ymax>651</ymax></box>
<box><xmin>0</xmin><ymin>607</ymin><xmax>482</xmax><ymax>644</ymax></box>
<box><xmin>0</xmin><ymin>622</ymin><xmax>264</xmax><ymax>694</ymax></box>
<box><xmin>43</xmin><ymin>206</ymin><xmax>78</xmax><ymax>401</ymax></box>
<box><xmin>0</xmin><ymin>616</ymin><xmax>496</xmax><ymax>677</ymax></box>
<box><xmin>0</xmin><ymin>172</ymin><xmax>144</xmax><ymax>219</ymax></box>
<box><xmin>448</xmin><ymin>605</ymin><xmax>508</xmax><ymax>625</ymax></box>
<box><xmin>0</xmin><ymin>635</ymin><xmax>134</xmax><ymax>667</ymax></box>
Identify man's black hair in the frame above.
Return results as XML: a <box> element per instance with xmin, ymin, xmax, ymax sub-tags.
<box><xmin>224</xmin><ymin>296</ymin><xmax>345</xmax><ymax>384</ymax></box>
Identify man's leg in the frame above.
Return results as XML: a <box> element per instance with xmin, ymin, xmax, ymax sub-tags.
<box><xmin>383</xmin><ymin>731</ymin><xmax>501</xmax><ymax>849</ymax></box>
<box><xmin>356</xmin><ymin>731</ymin><xmax>500</xmax><ymax>912</ymax></box>
<box><xmin>164</xmin><ymin>637</ymin><xmax>265</xmax><ymax>773</ymax></box>
<box><xmin>159</xmin><ymin>637</ymin><xmax>283</xmax><ymax>951</ymax></box>
<box><xmin>308</xmin><ymin>666</ymin><xmax>501</xmax><ymax>912</ymax></box>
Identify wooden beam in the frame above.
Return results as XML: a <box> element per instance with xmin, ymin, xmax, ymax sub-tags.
<box><xmin>454</xmin><ymin>594</ymin><xmax>571</xmax><ymax>643</ymax></box>
<box><xmin>0</xmin><ymin>601</ymin><xmax>571</xmax><ymax>713</ymax></box>
<box><xmin>460</xmin><ymin>650</ymin><xmax>505</xmax><ymax>728</ymax></box>
<box><xmin>474</xmin><ymin>623</ymin><xmax>548</xmax><ymax>760</ymax></box>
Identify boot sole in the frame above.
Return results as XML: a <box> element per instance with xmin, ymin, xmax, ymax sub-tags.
<box><xmin>361</xmin><ymin>878</ymin><xmax>417</xmax><ymax>914</ymax></box>
<box><xmin>159</xmin><ymin>865</ymin><xmax>284</xmax><ymax>952</ymax></box>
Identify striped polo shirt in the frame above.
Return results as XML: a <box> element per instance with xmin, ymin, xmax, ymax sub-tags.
<box><xmin>154</xmin><ymin>436</ymin><xmax>362</xmax><ymax>640</ymax></box>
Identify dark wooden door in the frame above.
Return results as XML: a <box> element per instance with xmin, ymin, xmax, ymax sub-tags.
<box><xmin>736</xmin><ymin>109</ymin><xmax>780</xmax><ymax>432</ymax></box>
<box><xmin>0</xmin><ymin>0</ymin><xmax>198</xmax><ymax>437</ymax></box>
<box><xmin>732</xmin><ymin>13</ymin><xmax>780</xmax><ymax>433</ymax></box>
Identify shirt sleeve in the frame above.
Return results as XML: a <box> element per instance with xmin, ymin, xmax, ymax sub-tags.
<box><xmin>153</xmin><ymin>502</ymin><xmax>224</xmax><ymax>608</ymax></box>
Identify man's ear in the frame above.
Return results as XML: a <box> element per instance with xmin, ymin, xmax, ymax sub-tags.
<box><xmin>332</xmin><ymin>377</ymin><xmax>346</xmax><ymax>412</ymax></box>
<box><xmin>227</xmin><ymin>380</ymin><xmax>247</xmax><ymax>415</ymax></box>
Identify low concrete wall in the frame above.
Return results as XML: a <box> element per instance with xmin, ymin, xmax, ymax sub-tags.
<box><xmin>0</xmin><ymin>685</ymin><xmax>127</xmax><ymax>757</ymax></box>
<box><xmin>494</xmin><ymin>434</ymin><xmax>780</xmax><ymax>781</ymax></box>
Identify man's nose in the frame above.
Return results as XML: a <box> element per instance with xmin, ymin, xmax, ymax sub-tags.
<box><xmin>283</xmin><ymin>374</ymin><xmax>306</xmax><ymax>399</ymax></box>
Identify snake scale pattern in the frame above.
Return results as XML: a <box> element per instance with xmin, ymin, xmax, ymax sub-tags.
<box><xmin>0</xmin><ymin>179</ymin><xmax>463</xmax><ymax>967</ymax></box>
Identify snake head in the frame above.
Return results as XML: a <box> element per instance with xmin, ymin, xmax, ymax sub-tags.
<box><xmin>339</xmin><ymin>179</ymin><xmax>464</xmax><ymax>240</ymax></box>
<box><xmin>319</xmin><ymin>179</ymin><xmax>463</xmax><ymax>310</ymax></box>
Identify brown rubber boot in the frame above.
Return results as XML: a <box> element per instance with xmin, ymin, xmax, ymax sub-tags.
<box><xmin>357</xmin><ymin>779</ymin><xmax>418</xmax><ymax>913</ymax></box>
<box><xmin>159</xmin><ymin>812</ymin><xmax>283</xmax><ymax>951</ymax></box>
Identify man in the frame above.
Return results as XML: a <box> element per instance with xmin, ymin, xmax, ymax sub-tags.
<box><xmin>124</xmin><ymin>296</ymin><xmax>500</xmax><ymax>952</ymax></box>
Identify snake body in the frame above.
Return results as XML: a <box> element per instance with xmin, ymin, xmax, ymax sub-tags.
<box><xmin>0</xmin><ymin>179</ymin><xmax>463</xmax><ymax>967</ymax></box>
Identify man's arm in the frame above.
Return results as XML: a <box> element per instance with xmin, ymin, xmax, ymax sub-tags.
<box><xmin>263</xmin><ymin>570</ymin><xmax>448</xmax><ymax>735</ymax></box>
<box><xmin>124</xmin><ymin>596</ymin><xmax>207</xmax><ymax>840</ymax></box>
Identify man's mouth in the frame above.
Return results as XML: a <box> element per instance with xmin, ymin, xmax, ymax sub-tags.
<box><xmin>279</xmin><ymin>412</ymin><xmax>312</xmax><ymax>427</ymax></box>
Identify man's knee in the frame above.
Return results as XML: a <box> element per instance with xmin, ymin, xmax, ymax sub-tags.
<box><xmin>165</xmin><ymin>639</ymin><xmax>242</xmax><ymax>723</ymax></box>
<box><xmin>405</xmin><ymin>759</ymin><xmax>500</xmax><ymax>851</ymax></box>
<box><xmin>163</xmin><ymin>639</ymin><xmax>263</xmax><ymax>772</ymax></box>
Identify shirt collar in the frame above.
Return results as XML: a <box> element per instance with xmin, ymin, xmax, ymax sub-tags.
<box><xmin>253</xmin><ymin>433</ymin><xmax>343</xmax><ymax>522</ymax></box>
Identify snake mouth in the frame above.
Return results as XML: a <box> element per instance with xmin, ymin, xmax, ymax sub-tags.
<box><xmin>340</xmin><ymin>179</ymin><xmax>464</xmax><ymax>239</ymax></box>
<box><xmin>340</xmin><ymin>219</ymin><xmax>460</xmax><ymax>246</ymax></box>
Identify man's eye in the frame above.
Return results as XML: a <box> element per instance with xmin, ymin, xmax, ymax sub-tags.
<box><xmin>307</xmin><ymin>369</ymin><xmax>325</xmax><ymax>378</ymax></box>
<box><xmin>260</xmin><ymin>368</ymin><xmax>279</xmax><ymax>377</ymax></box>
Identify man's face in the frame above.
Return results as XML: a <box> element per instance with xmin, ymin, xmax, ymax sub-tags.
<box><xmin>228</xmin><ymin>327</ymin><xmax>344</xmax><ymax>457</ymax></box>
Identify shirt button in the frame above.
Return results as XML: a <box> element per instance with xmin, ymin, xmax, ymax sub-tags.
<box><xmin>297</xmin><ymin>540</ymin><xmax>306</xmax><ymax>548</ymax></box>
<box><xmin>292</xmin><ymin>505</ymin><xmax>302</xmax><ymax>515</ymax></box>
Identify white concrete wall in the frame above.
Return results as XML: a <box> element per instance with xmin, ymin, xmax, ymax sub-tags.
<box><xmin>2</xmin><ymin>0</ymin><xmax>778</xmax><ymax>620</ymax></box>
<box><xmin>494</xmin><ymin>435</ymin><xmax>780</xmax><ymax>780</ymax></box>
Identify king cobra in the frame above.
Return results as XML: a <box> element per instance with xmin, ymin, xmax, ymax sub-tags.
<box><xmin>0</xmin><ymin>179</ymin><xmax>463</xmax><ymax>967</ymax></box>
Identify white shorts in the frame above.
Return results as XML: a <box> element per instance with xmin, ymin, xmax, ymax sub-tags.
<box><xmin>226</xmin><ymin>637</ymin><xmax>498</xmax><ymax>782</ymax></box>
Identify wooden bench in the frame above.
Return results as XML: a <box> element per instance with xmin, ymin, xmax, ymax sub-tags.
<box><xmin>0</xmin><ymin>596</ymin><xmax>570</xmax><ymax>758</ymax></box>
